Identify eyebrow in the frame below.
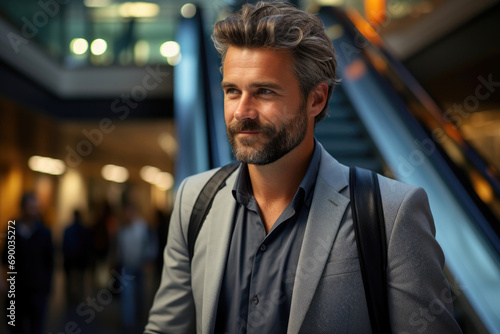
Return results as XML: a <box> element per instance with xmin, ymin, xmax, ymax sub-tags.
<box><xmin>221</xmin><ymin>81</ymin><xmax>284</xmax><ymax>91</ymax></box>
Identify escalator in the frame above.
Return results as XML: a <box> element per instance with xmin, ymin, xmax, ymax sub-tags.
<box><xmin>317</xmin><ymin>8</ymin><xmax>500</xmax><ymax>332</ymax></box>
<box><xmin>174</xmin><ymin>5</ymin><xmax>500</xmax><ymax>333</ymax></box>
<box><xmin>315</xmin><ymin>85</ymin><xmax>384</xmax><ymax>173</ymax></box>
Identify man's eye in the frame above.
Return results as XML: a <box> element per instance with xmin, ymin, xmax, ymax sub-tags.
<box><xmin>258</xmin><ymin>89</ymin><xmax>273</xmax><ymax>95</ymax></box>
<box><xmin>225</xmin><ymin>88</ymin><xmax>238</xmax><ymax>95</ymax></box>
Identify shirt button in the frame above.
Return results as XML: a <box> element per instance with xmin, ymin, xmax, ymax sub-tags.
<box><xmin>252</xmin><ymin>295</ymin><xmax>259</xmax><ymax>305</ymax></box>
<box><xmin>259</xmin><ymin>244</ymin><xmax>267</xmax><ymax>252</ymax></box>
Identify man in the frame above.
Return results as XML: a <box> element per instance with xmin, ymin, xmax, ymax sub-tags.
<box><xmin>2</xmin><ymin>193</ymin><xmax>54</xmax><ymax>334</ymax></box>
<box><xmin>145</xmin><ymin>1</ymin><xmax>462</xmax><ymax>333</ymax></box>
<box><xmin>116</xmin><ymin>202</ymin><xmax>155</xmax><ymax>329</ymax></box>
<box><xmin>62</xmin><ymin>210</ymin><xmax>92</xmax><ymax>303</ymax></box>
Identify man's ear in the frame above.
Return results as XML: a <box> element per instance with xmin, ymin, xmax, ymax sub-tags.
<box><xmin>308</xmin><ymin>82</ymin><xmax>329</xmax><ymax>118</ymax></box>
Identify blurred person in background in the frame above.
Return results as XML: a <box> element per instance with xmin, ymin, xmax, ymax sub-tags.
<box><xmin>90</xmin><ymin>201</ymin><xmax>115</xmax><ymax>290</ymax></box>
<box><xmin>62</xmin><ymin>209</ymin><xmax>92</xmax><ymax>304</ymax></box>
<box><xmin>1</xmin><ymin>192</ymin><xmax>54</xmax><ymax>334</ymax></box>
<box><xmin>116</xmin><ymin>201</ymin><xmax>156</xmax><ymax>331</ymax></box>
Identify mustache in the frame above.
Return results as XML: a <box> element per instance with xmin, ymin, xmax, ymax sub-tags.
<box><xmin>227</xmin><ymin>120</ymin><xmax>275</xmax><ymax>134</ymax></box>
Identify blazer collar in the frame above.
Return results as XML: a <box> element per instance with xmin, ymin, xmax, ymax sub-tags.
<box><xmin>287</xmin><ymin>144</ymin><xmax>351</xmax><ymax>333</ymax></box>
<box><xmin>316</xmin><ymin>142</ymin><xmax>349</xmax><ymax>194</ymax></box>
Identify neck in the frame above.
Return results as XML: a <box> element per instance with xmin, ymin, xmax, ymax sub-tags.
<box><xmin>247</xmin><ymin>136</ymin><xmax>315</xmax><ymax>233</ymax></box>
<box><xmin>248</xmin><ymin>136</ymin><xmax>315</xmax><ymax>206</ymax></box>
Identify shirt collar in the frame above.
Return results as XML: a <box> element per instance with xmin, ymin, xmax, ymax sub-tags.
<box><xmin>232</xmin><ymin>163</ymin><xmax>253</xmax><ymax>208</ymax></box>
<box><xmin>296</xmin><ymin>139</ymin><xmax>321</xmax><ymax>207</ymax></box>
<box><xmin>232</xmin><ymin>139</ymin><xmax>322</xmax><ymax>209</ymax></box>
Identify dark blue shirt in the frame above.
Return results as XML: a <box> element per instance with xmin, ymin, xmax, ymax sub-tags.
<box><xmin>215</xmin><ymin>142</ymin><xmax>322</xmax><ymax>334</ymax></box>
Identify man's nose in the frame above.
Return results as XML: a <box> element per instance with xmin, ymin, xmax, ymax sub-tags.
<box><xmin>233</xmin><ymin>93</ymin><xmax>258</xmax><ymax>122</ymax></box>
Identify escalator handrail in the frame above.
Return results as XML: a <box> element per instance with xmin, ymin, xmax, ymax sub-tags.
<box><xmin>319</xmin><ymin>6</ymin><xmax>500</xmax><ymax>250</ymax></box>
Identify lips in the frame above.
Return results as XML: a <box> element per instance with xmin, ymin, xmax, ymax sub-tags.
<box><xmin>238</xmin><ymin>131</ymin><xmax>260</xmax><ymax>135</ymax></box>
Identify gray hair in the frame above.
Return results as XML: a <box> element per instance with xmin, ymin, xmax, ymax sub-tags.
<box><xmin>212</xmin><ymin>0</ymin><xmax>337</xmax><ymax>123</ymax></box>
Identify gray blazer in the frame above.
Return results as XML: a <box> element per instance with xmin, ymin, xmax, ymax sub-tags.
<box><xmin>145</xmin><ymin>145</ymin><xmax>462</xmax><ymax>334</ymax></box>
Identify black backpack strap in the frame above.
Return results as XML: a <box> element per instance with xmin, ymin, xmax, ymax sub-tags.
<box><xmin>188</xmin><ymin>162</ymin><xmax>240</xmax><ymax>262</ymax></box>
<box><xmin>349</xmin><ymin>166</ymin><xmax>391</xmax><ymax>334</ymax></box>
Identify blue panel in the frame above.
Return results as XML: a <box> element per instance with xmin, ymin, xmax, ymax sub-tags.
<box><xmin>174</xmin><ymin>15</ymin><xmax>209</xmax><ymax>186</ymax></box>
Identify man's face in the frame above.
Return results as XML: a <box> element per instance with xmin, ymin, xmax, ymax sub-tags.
<box><xmin>222</xmin><ymin>47</ymin><xmax>309</xmax><ymax>165</ymax></box>
<box><xmin>24</xmin><ymin>197</ymin><xmax>39</xmax><ymax>220</ymax></box>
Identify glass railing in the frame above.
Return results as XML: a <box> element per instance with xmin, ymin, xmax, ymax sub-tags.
<box><xmin>0</xmin><ymin>0</ymin><xmax>224</xmax><ymax>67</ymax></box>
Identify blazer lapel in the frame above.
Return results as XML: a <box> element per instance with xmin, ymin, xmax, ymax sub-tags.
<box><xmin>201</xmin><ymin>172</ymin><xmax>239</xmax><ymax>334</ymax></box>
<box><xmin>287</xmin><ymin>147</ymin><xmax>350</xmax><ymax>333</ymax></box>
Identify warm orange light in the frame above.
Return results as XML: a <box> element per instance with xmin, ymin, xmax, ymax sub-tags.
<box><xmin>471</xmin><ymin>170</ymin><xmax>494</xmax><ymax>203</ymax></box>
<box><xmin>364</xmin><ymin>0</ymin><xmax>386</xmax><ymax>28</ymax></box>
<box><xmin>0</xmin><ymin>165</ymin><xmax>23</xmax><ymax>230</ymax></box>
<box><xmin>344</xmin><ymin>59</ymin><xmax>367</xmax><ymax>82</ymax></box>
<box><xmin>442</xmin><ymin>123</ymin><xmax>464</xmax><ymax>146</ymax></box>
<box><xmin>368</xmin><ymin>50</ymin><xmax>387</xmax><ymax>73</ymax></box>
<box><xmin>347</xmin><ymin>9</ymin><xmax>384</xmax><ymax>47</ymax></box>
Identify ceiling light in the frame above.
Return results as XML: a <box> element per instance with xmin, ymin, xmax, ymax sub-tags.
<box><xmin>154</xmin><ymin>172</ymin><xmax>174</xmax><ymax>190</ymax></box>
<box><xmin>101</xmin><ymin>164</ymin><xmax>129</xmax><ymax>183</ymax></box>
<box><xmin>84</xmin><ymin>0</ymin><xmax>113</xmax><ymax>8</ymax></box>
<box><xmin>140</xmin><ymin>165</ymin><xmax>174</xmax><ymax>190</ymax></box>
<box><xmin>119</xmin><ymin>2</ymin><xmax>160</xmax><ymax>18</ymax></box>
<box><xmin>28</xmin><ymin>155</ymin><xmax>66</xmax><ymax>175</ymax></box>
<box><xmin>91</xmin><ymin>38</ymin><xmax>107</xmax><ymax>55</ymax></box>
<box><xmin>70</xmin><ymin>38</ymin><xmax>89</xmax><ymax>55</ymax></box>
<box><xmin>158</xmin><ymin>132</ymin><xmax>178</xmax><ymax>156</ymax></box>
<box><xmin>181</xmin><ymin>3</ymin><xmax>196</xmax><ymax>18</ymax></box>
<box><xmin>166</xmin><ymin>53</ymin><xmax>182</xmax><ymax>66</ymax></box>
<box><xmin>160</xmin><ymin>41</ymin><xmax>180</xmax><ymax>58</ymax></box>
<box><xmin>140</xmin><ymin>165</ymin><xmax>161</xmax><ymax>184</ymax></box>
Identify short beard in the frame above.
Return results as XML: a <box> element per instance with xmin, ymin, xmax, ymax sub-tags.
<box><xmin>226</xmin><ymin>103</ymin><xmax>308</xmax><ymax>165</ymax></box>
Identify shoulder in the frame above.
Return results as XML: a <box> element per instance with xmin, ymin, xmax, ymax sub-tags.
<box><xmin>376</xmin><ymin>173</ymin><xmax>430</xmax><ymax>215</ymax></box>
<box><xmin>318</xmin><ymin>145</ymin><xmax>430</xmax><ymax>220</ymax></box>
<box><xmin>374</xmin><ymin>173</ymin><xmax>436</xmax><ymax>245</ymax></box>
<box><xmin>176</xmin><ymin>164</ymin><xmax>240</xmax><ymax>206</ymax></box>
<box><xmin>176</xmin><ymin>167</ymin><xmax>224</xmax><ymax>203</ymax></box>
<box><xmin>172</xmin><ymin>165</ymin><xmax>240</xmax><ymax>225</ymax></box>
<box><xmin>317</xmin><ymin>145</ymin><xmax>423</xmax><ymax>204</ymax></box>
<box><xmin>377</xmin><ymin>173</ymin><xmax>422</xmax><ymax>200</ymax></box>
<box><xmin>180</xmin><ymin>167</ymin><xmax>222</xmax><ymax>191</ymax></box>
